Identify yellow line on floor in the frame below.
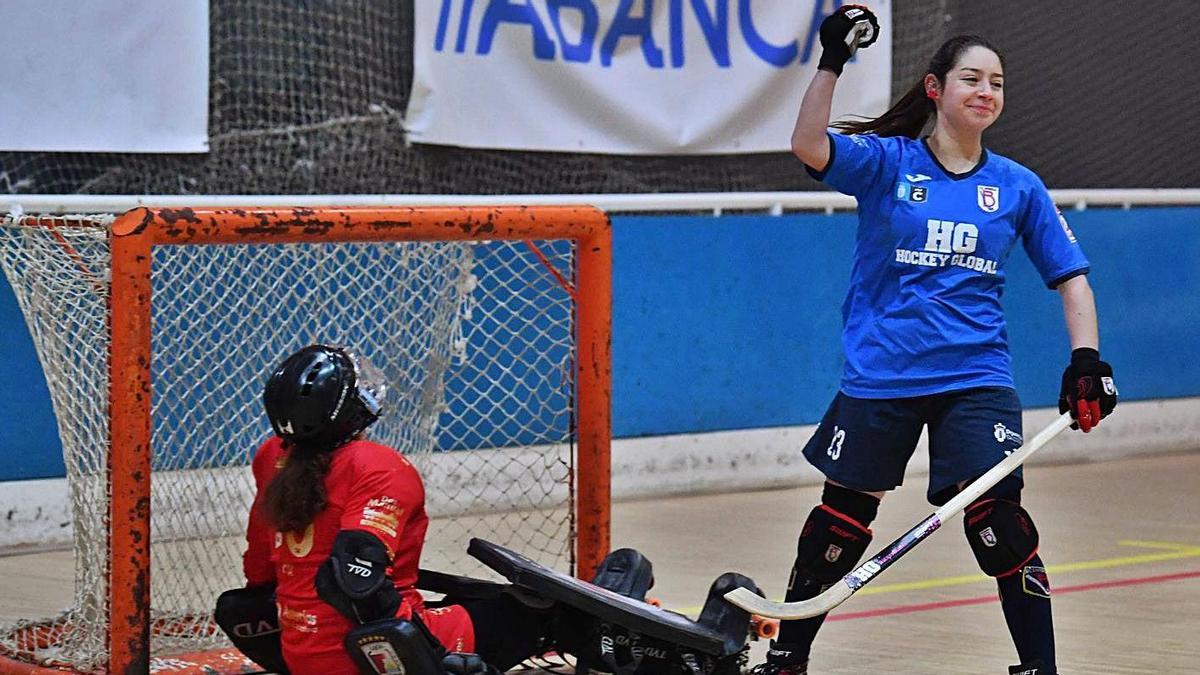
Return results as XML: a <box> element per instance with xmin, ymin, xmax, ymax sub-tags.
<box><xmin>855</xmin><ymin>540</ymin><xmax>1200</xmax><ymax>596</ymax></box>
<box><xmin>1117</xmin><ymin>540</ymin><xmax>1200</xmax><ymax>551</ymax></box>
<box><xmin>668</xmin><ymin>541</ymin><xmax>1200</xmax><ymax>615</ymax></box>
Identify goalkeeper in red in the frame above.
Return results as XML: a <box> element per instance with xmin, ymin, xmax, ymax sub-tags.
<box><xmin>226</xmin><ymin>344</ymin><xmax>548</xmax><ymax>675</ymax></box>
<box><xmin>753</xmin><ymin>6</ymin><xmax>1118</xmax><ymax>675</ymax></box>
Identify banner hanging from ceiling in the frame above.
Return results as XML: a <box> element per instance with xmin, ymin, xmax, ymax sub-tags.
<box><xmin>0</xmin><ymin>0</ymin><xmax>208</xmax><ymax>153</ymax></box>
<box><xmin>406</xmin><ymin>0</ymin><xmax>892</xmax><ymax>155</ymax></box>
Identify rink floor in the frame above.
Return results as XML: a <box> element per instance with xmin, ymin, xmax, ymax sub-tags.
<box><xmin>1</xmin><ymin>451</ymin><xmax>1197</xmax><ymax>674</ymax></box>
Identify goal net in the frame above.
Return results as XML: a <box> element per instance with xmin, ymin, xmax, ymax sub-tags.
<box><xmin>0</xmin><ymin>205</ymin><xmax>611</xmax><ymax>673</ymax></box>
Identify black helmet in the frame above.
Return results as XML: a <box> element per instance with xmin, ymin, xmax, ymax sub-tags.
<box><xmin>262</xmin><ymin>344</ymin><xmax>388</xmax><ymax>452</ymax></box>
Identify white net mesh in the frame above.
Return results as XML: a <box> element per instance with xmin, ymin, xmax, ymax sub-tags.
<box><xmin>0</xmin><ymin>213</ymin><xmax>580</xmax><ymax>670</ymax></box>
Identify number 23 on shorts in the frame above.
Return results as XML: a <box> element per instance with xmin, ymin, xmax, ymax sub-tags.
<box><xmin>826</xmin><ymin>425</ymin><xmax>846</xmax><ymax>460</ymax></box>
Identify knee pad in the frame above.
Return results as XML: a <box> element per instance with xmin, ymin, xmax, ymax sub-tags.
<box><xmin>964</xmin><ymin>498</ymin><xmax>1039</xmax><ymax>577</ymax></box>
<box><xmin>794</xmin><ymin>504</ymin><xmax>873</xmax><ymax>584</ymax></box>
<box><xmin>214</xmin><ymin>584</ymin><xmax>289</xmax><ymax>674</ymax></box>
<box><xmin>345</xmin><ymin>617</ymin><xmax>445</xmax><ymax>675</ymax></box>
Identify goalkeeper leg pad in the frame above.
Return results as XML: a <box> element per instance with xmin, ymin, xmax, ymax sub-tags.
<box><xmin>964</xmin><ymin>498</ymin><xmax>1040</xmax><ymax>578</ymax></box>
<box><xmin>345</xmin><ymin>617</ymin><xmax>446</xmax><ymax>675</ymax></box>
<box><xmin>591</xmin><ymin>547</ymin><xmax>654</xmax><ymax>601</ymax></box>
<box><xmin>697</xmin><ymin>572</ymin><xmax>762</xmax><ymax>656</ymax></box>
<box><xmin>213</xmin><ymin>584</ymin><xmax>289</xmax><ymax>674</ymax></box>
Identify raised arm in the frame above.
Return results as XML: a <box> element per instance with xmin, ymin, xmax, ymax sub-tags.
<box><xmin>792</xmin><ymin>70</ymin><xmax>839</xmax><ymax>171</ymax></box>
<box><xmin>794</xmin><ymin>5</ymin><xmax>880</xmax><ymax>171</ymax></box>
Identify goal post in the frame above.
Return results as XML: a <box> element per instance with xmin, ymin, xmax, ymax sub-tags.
<box><xmin>0</xmin><ymin>205</ymin><xmax>611</xmax><ymax>674</ymax></box>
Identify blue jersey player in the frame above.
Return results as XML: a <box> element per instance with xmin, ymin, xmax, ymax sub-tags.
<box><xmin>752</xmin><ymin>7</ymin><xmax>1118</xmax><ymax>675</ymax></box>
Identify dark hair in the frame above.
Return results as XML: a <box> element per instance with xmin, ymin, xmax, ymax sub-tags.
<box><xmin>263</xmin><ymin>441</ymin><xmax>335</xmax><ymax>533</ymax></box>
<box><xmin>833</xmin><ymin>35</ymin><xmax>1006</xmax><ymax>139</ymax></box>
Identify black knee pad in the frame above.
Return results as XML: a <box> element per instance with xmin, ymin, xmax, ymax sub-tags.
<box><xmin>794</xmin><ymin>504</ymin><xmax>874</xmax><ymax>584</ymax></box>
<box><xmin>964</xmin><ymin>498</ymin><xmax>1039</xmax><ymax>577</ymax></box>
<box><xmin>214</xmin><ymin>584</ymin><xmax>289</xmax><ymax>674</ymax></box>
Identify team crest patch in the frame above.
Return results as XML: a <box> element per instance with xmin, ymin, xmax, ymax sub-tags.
<box><xmin>825</xmin><ymin>544</ymin><xmax>843</xmax><ymax>562</ymax></box>
<box><xmin>977</xmin><ymin>185</ymin><xmax>1000</xmax><ymax>212</ymax></box>
<box><xmin>362</xmin><ymin>640</ymin><xmax>406</xmax><ymax>674</ymax></box>
<box><xmin>979</xmin><ymin>527</ymin><xmax>998</xmax><ymax>548</ymax></box>
<box><xmin>1102</xmin><ymin>376</ymin><xmax>1117</xmax><ymax>395</ymax></box>
<box><xmin>993</xmin><ymin>422</ymin><xmax>1023</xmax><ymax>445</ymax></box>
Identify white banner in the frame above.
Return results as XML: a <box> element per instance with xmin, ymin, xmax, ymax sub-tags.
<box><xmin>406</xmin><ymin>0</ymin><xmax>892</xmax><ymax>155</ymax></box>
<box><xmin>0</xmin><ymin>0</ymin><xmax>209</xmax><ymax>153</ymax></box>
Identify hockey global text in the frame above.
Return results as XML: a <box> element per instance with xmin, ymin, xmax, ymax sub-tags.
<box><xmin>433</xmin><ymin>0</ymin><xmax>844</xmax><ymax>68</ymax></box>
<box><xmin>895</xmin><ymin>219</ymin><xmax>999</xmax><ymax>275</ymax></box>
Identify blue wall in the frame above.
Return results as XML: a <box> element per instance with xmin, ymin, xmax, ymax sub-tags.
<box><xmin>612</xmin><ymin>207</ymin><xmax>1200</xmax><ymax>437</ymax></box>
<box><xmin>3</xmin><ymin>207</ymin><xmax>1198</xmax><ymax>480</ymax></box>
<box><xmin>0</xmin><ymin>280</ymin><xmax>63</xmax><ymax>479</ymax></box>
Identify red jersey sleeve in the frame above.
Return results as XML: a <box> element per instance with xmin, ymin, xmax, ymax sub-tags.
<box><xmin>242</xmin><ymin>438</ymin><xmax>279</xmax><ymax>587</ymax></box>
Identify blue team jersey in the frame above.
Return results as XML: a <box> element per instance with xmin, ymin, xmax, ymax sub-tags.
<box><xmin>810</xmin><ymin>132</ymin><xmax>1090</xmax><ymax>398</ymax></box>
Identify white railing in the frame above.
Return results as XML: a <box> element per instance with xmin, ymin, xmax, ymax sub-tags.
<box><xmin>4</xmin><ymin>189</ymin><xmax>1200</xmax><ymax>216</ymax></box>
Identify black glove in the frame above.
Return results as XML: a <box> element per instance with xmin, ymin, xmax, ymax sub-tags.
<box><xmin>1058</xmin><ymin>347</ymin><xmax>1117</xmax><ymax>432</ymax></box>
<box><xmin>817</xmin><ymin>5</ymin><xmax>880</xmax><ymax>76</ymax></box>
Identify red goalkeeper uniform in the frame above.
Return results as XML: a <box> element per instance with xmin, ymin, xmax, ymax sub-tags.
<box><xmin>243</xmin><ymin>436</ymin><xmax>475</xmax><ymax>674</ymax></box>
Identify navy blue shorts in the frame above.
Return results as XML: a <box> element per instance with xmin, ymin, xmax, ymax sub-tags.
<box><xmin>801</xmin><ymin>386</ymin><xmax>1025</xmax><ymax>505</ymax></box>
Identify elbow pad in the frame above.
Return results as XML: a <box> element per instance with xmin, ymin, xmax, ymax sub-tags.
<box><xmin>316</xmin><ymin>529</ymin><xmax>402</xmax><ymax>624</ymax></box>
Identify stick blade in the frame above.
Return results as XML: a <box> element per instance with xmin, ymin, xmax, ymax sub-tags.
<box><xmin>723</xmin><ymin>583</ymin><xmax>852</xmax><ymax>620</ymax></box>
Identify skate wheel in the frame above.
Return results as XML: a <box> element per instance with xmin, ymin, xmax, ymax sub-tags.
<box><xmin>750</xmin><ymin>615</ymin><xmax>778</xmax><ymax>639</ymax></box>
<box><xmin>645</xmin><ymin>596</ymin><xmax>662</xmax><ymax>607</ymax></box>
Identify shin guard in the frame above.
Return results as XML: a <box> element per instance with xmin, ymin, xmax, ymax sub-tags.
<box><xmin>775</xmin><ymin>485</ymin><xmax>877</xmax><ymax>660</ymax></box>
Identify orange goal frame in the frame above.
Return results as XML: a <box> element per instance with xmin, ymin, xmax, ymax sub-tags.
<box><xmin>0</xmin><ymin>205</ymin><xmax>611</xmax><ymax>675</ymax></box>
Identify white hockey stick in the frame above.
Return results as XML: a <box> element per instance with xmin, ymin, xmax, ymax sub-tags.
<box><xmin>724</xmin><ymin>411</ymin><xmax>1074</xmax><ymax>620</ymax></box>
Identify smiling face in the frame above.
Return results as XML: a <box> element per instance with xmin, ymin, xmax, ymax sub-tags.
<box><xmin>926</xmin><ymin>45</ymin><xmax>1005</xmax><ymax>136</ymax></box>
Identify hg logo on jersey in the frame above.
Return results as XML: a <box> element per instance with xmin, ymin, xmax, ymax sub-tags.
<box><xmin>895</xmin><ymin>182</ymin><xmax>928</xmax><ymax>203</ymax></box>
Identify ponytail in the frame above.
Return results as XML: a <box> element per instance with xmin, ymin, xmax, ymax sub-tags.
<box><xmin>263</xmin><ymin>443</ymin><xmax>335</xmax><ymax>533</ymax></box>
<box><xmin>833</xmin><ymin>80</ymin><xmax>933</xmax><ymax>138</ymax></box>
<box><xmin>833</xmin><ymin>34</ymin><xmax>1006</xmax><ymax>139</ymax></box>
